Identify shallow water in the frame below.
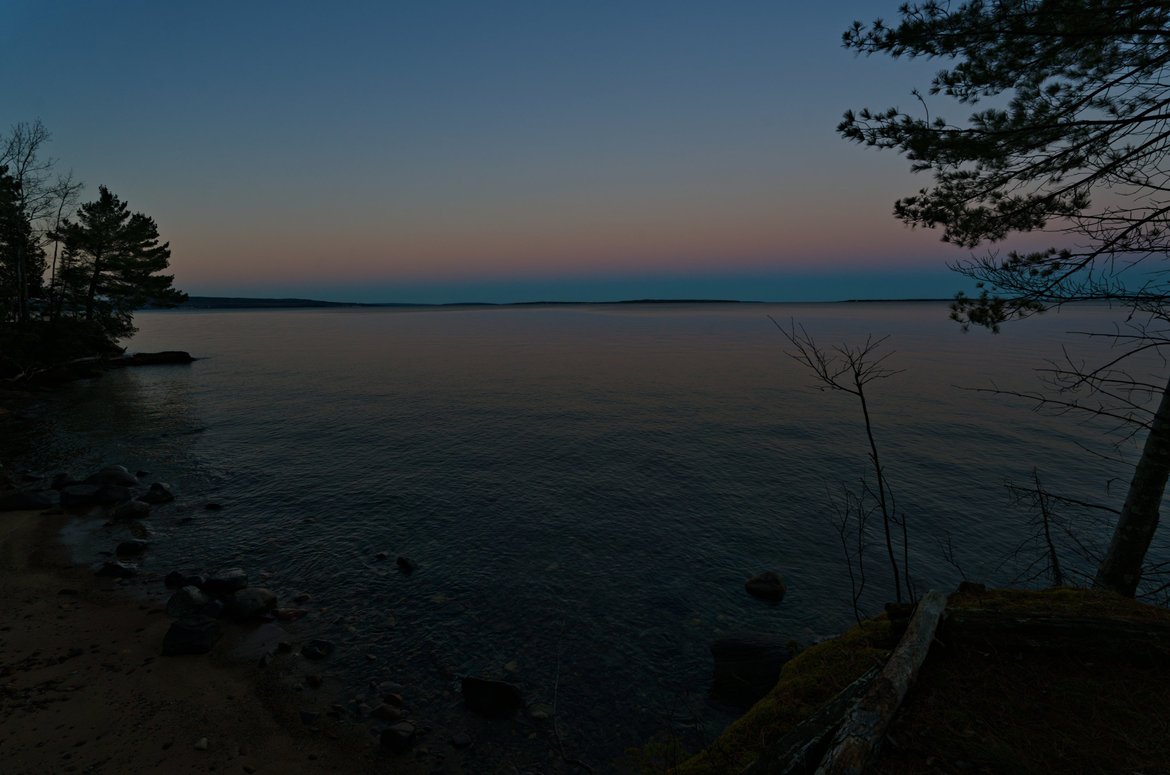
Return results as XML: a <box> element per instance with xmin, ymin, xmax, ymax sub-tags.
<box><xmin>4</xmin><ymin>301</ymin><xmax>1166</xmax><ymax>768</ymax></box>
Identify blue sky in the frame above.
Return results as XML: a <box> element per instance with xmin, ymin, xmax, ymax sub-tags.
<box><xmin>2</xmin><ymin>1</ymin><xmax>996</xmax><ymax>303</ymax></box>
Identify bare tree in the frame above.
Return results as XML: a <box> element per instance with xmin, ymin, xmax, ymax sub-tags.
<box><xmin>774</xmin><ymin>319</ymin><xmax>914</xmax><ymax>605</ymax></box>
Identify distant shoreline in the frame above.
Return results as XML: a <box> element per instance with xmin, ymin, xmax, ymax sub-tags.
<box><xmin>166</xmin><ymin>295</ymin><xmax>954</xmax><ymax>311</ymax></box>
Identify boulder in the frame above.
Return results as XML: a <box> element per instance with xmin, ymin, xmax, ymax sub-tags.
<box><xmin>225</xmin><ymin>587</ymin><xmax>278</xmax><ymax>621</ymax></box>
<box><xmin>745</xmin><ymin>570</ymin><xmax>787</xmax><ymax>602</ymax></box>
<box><xmin>710</xmin><ymin>632</ymin><xmax>793</xmax><ymax>707</ymax></box>
<box><xmin>203</xmin><ymin>568</ymin><xmax>248</xmax><ymax>597</ymax></box>
<box><xmin>461</xmin><ymin>677</ymin><xmax>524</xmax><ymax>718</ymax></box>
<box><xmin>380</xmin><ymin>722</ymin><xmax>416</xmax><ymax>753</ymax></box>
<box><xmin>84</xmin><ymin>465</ymin><xmax>139</xmax><ymax>488</ymax></box>
<box><xmin>111</xmin><ymin>499</ymin><xmax>151</xmax><ymax>520</ymax></box>
<box><xmin>161</xmin><ymin>616</ymin><xmax>221</xmax><ymax>656</ymax></box>
<box><xmin>166</xmin><ymin>585</ymin><xmax>214</xmax><ymax>618</ymax></box>
<box><xmin>0</xmin><ymin>490</ymin><xmax>54</xmax><ymax>512</ymax></box>
<box><xmin>140</xmin><ymin>482</ymin><xmax>175</xmax><ymax>504</ymax></box>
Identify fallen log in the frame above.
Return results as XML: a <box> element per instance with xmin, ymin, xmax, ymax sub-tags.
<box><xmin>814</xmin><ymin>590</ymin><xmax>947</xmax><ymax>775</ymax></box>
<box><xmin>740</xmin><ymin>665</ymin><xmax>881</xmax><ymax>775</ymax></box>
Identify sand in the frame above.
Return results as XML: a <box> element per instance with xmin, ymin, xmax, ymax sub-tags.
<box><xmin>0</xmin><ymin>508</ymin><xmax>430</xmax><ymax>775</ymax></box>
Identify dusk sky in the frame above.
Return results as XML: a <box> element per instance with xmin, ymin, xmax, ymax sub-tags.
<box><xmin>3</xmin><ymin>1</ymin><xmax>999</xmax><ymax>304</ymax></box>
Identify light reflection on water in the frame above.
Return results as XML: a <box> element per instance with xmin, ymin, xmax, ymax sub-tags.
<box><xmin>4</xmin><ymin>301</ymin><xmax>1165</xmax><ymax>768</ymax></box>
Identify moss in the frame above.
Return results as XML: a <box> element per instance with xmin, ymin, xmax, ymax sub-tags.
<box><xmin>669</xmin><ymin>616</ymin><xmax>894</xmax><ymax>775</ymax></box>
<box><xmin>658</xmin><ymin>588</ymin><xmax>1170</xmax><ymax>775</ymax></box>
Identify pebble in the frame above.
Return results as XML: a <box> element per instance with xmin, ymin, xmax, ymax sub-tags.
<box><xmin>194</xmin><ymin>737</ymin><xmax>209</xmax><ymax>751</ymax></box>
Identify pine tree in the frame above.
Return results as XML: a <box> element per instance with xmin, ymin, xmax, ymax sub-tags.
<box><xmin>55</xmin><ymin>186</ymin><xmax>185</xmax><ymax>339</ymax></box>
<box><xmin>839</xmin><ymin>1</ymin><xmax>1170</xmax><ymax>596</ymax></box>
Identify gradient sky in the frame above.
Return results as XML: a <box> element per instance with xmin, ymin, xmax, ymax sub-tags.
<box><xmin>3</xmin><ymin>1</ymin><xmax>1005</xmax><ymax>304</ymax></box>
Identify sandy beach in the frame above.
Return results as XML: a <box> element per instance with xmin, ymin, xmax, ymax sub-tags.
<box><xmin>0</xmin><ymin>508</ymin><xmax>431</xmax><ymax>775</ymax></box>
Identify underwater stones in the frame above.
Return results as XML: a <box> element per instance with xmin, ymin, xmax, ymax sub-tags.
<box><xmin>461</xmin><ymin>677</ymin><xmax>524</xmax><ymax>718</ymax></box>
<box><xmin>745</xmin><ymin>570</ymin><xmax>787</xmax><ymax>602</ymax></box>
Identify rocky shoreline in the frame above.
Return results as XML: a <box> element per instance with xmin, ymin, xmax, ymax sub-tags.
<box><xmin>0</xmin><ymin>459</ymin><xmax>548</xmax><ymax>772</ymax></box>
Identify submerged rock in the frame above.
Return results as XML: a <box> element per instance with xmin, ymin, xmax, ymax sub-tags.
<box><xmin>745</xmin><ymin>570</ymin><xmax>787</xmax><ymax>602</ymax></box>
<box><xmin>396</xmin><ymin>556</ymin><xmax>417</xmax><ymax>574</ymax></box>
<box><xmin>461</xmin><ymin>677</ymin><xmax>524</xmax><ymax>718</ymax></box>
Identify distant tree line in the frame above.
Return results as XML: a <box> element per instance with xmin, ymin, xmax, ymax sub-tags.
<box><xmin>0</xmin><ymin>120</ymin><xmax>184</xmax><ymax>361</ymax></box>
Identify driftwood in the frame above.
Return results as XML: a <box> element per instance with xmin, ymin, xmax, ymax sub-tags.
<box><xmin>739</xmin><ymin>666</ymin><xmax>880</xmax><ymax>775</ymax></box>
<box><xmin>814</xmin><ymin>590</ymin><xmax>947</xmax><ymax>775</ymax></box>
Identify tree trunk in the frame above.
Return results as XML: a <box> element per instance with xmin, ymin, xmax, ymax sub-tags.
<box><xmin>84</xmin><ymin>253</ymin><xmax>102</xmax><ymax>321</ymax></box>
<box><xmin>1094</xmin><ymin>370</ymin><xmax>1170</xmax><ymax>597</ymax></box>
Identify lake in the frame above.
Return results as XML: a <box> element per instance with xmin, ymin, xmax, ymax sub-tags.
<box><xmin>3</xmin><ymin>301</ymin><xmax>1165</xmax><ymax>769</ymax></box>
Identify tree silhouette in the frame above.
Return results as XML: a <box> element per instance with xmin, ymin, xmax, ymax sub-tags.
<box><xmin>840</xmin><ymin>1</ymin><xmax>1170</xmax><ymax>596</ymax></box>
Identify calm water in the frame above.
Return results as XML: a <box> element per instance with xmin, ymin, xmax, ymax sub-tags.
<box><xmin>4</xmin><ymin>301</ymin><xmax>1166</xmax><ymax>769</ymax></box>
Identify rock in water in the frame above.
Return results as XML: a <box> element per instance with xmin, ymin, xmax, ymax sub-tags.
<box><xmin>140</xmin><ymin>482</ymin><xmax>175</xmax><ymax>504</ymax></box>
<box><xmin>461</xmin><ymin>677</ymin><xmax>524</xmax><ymax>718</ymax></box>
<box><xmin>162</xmin><ymin>616</ymin><xmax>222</xmax><ymax>656</ymax></box>
<box><xmin>396</xmin><ymin>556</ymin><xmax>417</xmax><ymax>574</ymax></box>
<box><xmin>710</xmin><ymin>633</ymin><xmax>792</xmax><ymax>707</ymax></box>
<box><xmin>84</xmin><ymin>465</ymin><xmax>139</xmax><ymax>487</ymax></box>
<box><xmin>745</xmin><ymin>570</ymin><xmax>787</xmax><ymax>602</ymax></box>
<box><xmin>226</xmin><ymin>588</ymin><xmax>278</xmax><ymax>621</ymax></box>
